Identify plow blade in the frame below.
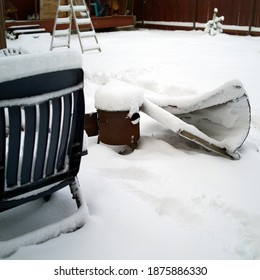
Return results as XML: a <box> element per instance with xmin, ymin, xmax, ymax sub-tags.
<box><xmin>142</xmin><ymin>80</ymin><xmax>251</xmax><ymax>159</ymax></box>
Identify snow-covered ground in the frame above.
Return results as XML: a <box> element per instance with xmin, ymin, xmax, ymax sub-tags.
<box><xmin>1</xmin><ymin>29</ymin><xmax>260</xmax><ymax>260</ymax></box>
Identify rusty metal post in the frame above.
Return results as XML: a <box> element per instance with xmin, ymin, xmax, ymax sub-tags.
<box><xmin>0</xmin><ymin>0</ymin><xmax>7</xmax><ymax>49</ymax></box>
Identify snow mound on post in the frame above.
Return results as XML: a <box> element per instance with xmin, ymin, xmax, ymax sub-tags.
<box><xmin>95</xmin><ymin>79</ymin><xmax>144</xmax><ymax>116</ymax></box>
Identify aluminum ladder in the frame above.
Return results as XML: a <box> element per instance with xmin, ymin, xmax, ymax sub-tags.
<box><xmin>50</xmin><ymin>0</ymin><xmax>101</xmax><ymax>53</ymax></box>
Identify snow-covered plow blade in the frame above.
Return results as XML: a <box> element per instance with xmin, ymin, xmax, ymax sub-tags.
<box><xmin>142</xmin><ymin>80</ymin><xmax>251</xmax><ymax>159</ymax></box>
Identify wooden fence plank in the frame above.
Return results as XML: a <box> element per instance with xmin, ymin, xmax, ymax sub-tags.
<box><xmin>0</xmin><ymin>0</ymin><xmax>6</xmax><ymax>49</ymax></box>
<box><xmin>253</xmin><ymin>0</ymin><xmax>260</xmax><ymax>27</ymax></box>
<box><xmin>134</xmin><ymin>0</ymin><xmax>260</xmax><ymax>35</ymax></box>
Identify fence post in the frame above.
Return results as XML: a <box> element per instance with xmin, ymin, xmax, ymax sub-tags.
<box><xmin>0</xmin><ymin>0</ymin><xmax>6</xmax><ymax>49</ymax></box>
<box><xmin>249</xmin><ymin>0</ymin><xmax>255</xmax><ymax>35</ymax></box>
<box><xmin>142</xmin><ymin>0</ymin><xmax>145</xmax><ymax>27</ymax></box>
<box><xmin>193</xmin><ymin>0</ymin><xmax>198</xmax><ymax>29</ymax></box>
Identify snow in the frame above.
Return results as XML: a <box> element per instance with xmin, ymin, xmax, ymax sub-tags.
<box><xmin>95</xmin><ymin>79</ymin><xmax>144</xmax><ymax>116</ymax></box>
<box><xmin>204</xmin><ymin>8</ymin><xmax>224</xmax><ymax>36</ymax></box>
<box><xmin>0</xmin><ymin>48</ymin><xmax>82</xmax><ymax>83</ymax></box>
<box><xmin>138</xmin><ymin>21</ymin><xmax>260</xmax><ymax>33</ymax></box>
<box><xmin>1</xmin><ymin>29</ymin><xmax>260</xmax><ymax>260</ymax></box>
<box><xmin>141</xmin><ymin>97</ymin><xmax>240</xmax><ymax>158</ymax></box>
<box><xmin>143</xmin><ymin>79</ymin><xmax>246</xmax><ymax>109</ymax></box>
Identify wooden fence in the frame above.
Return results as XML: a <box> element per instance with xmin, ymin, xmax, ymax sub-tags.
<box><xmin>134</xmin><ymin>0</ymin><xmax>260</xmax><ymax>35</ymax></box>
<box><xmin>0</xmin><ymin>0</ymin><xmax>6</xmax><ymax>49</ymax></box>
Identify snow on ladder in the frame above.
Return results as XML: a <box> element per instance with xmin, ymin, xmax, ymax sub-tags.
<box><xmin>50</xmin><ymin>0</ymin><xmax>101</xmax><ymax>53</ymax></box>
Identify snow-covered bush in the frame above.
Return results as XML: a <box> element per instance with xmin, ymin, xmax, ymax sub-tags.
<box><xmin>204</xmin><ymin>8</ymin><xmax>224</xmax><ymax>36</ymax></box>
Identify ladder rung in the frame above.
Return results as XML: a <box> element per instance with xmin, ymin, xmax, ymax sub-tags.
<box><xmin>53</xmin><ymin>29</ymin><xmax>70</xmax><ymax>36</ymax></box>
<box><xmin>73</xmin><ymin>5</ymin><xmax>86</xmax><ymax>12</ymax></box>
<box><xmin>58</xmin><ymin>5</ymin><xmax>71</xmax><ymax>12</ymax></box>
<box><xmin>79</xmin><ymin>30</ymin><xmax>95</xmax><ymax>38</ymax></box>
<box><xmin>51</xmin><ymin>43</ymin><xmax>70</xmax><ymax>49</ymax></box>
<box><xmin>83</xmin><ymin>44</ymin><xmax>101</xmax><ymax>52</ymax></box>
<box><xmin>75</xmin><ymin>18</ymin><xmax>91</xmax><ymax>25</ymax></box>
<box><xmin>80</xmin><ymin>12</ymin><xmax>87</xmax><ymax>17</ymax></box>
<box><xmin>56</xmin><ymin>17</ymin><xmax>71</xmax><ymax>24</ymax></box>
